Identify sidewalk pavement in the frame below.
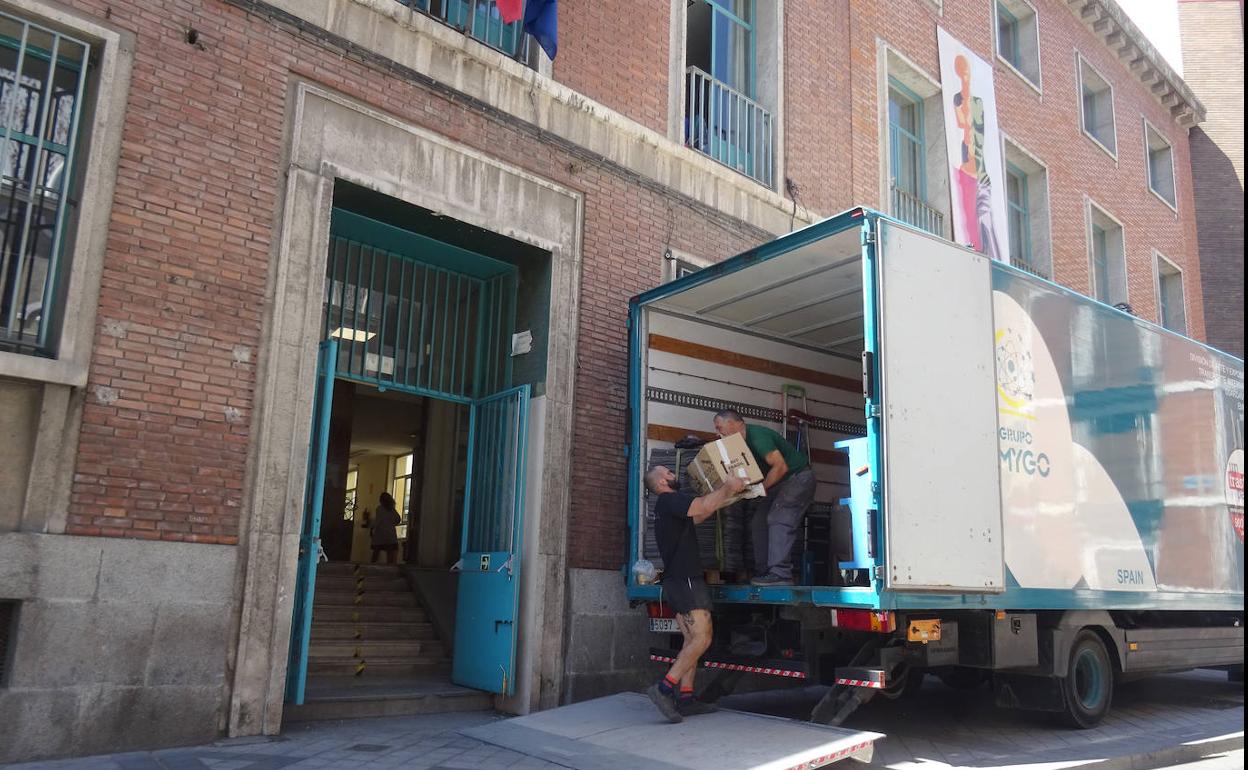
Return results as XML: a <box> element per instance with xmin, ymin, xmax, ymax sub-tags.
<box><xmin>4</xmin><ymin>669</ymin><xmax>1242</xmax><ymax>770</ymax></box>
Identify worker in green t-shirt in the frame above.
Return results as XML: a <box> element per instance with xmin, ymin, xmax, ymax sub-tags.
<box><xmin>713</xmin><ymin>409</ymin><xmax>816</xmax><ymax>587</ymax></box>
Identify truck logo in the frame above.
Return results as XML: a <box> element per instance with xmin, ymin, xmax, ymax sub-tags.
<box><xmin>1227</xmin><ymin>449</ymin><xmax>1244</xmax><ymax>543</ymax></box>
<box><xmin>995</xmin><ymin>328</ymin><xmax>1034</xmax><ymax>420</ymax></box>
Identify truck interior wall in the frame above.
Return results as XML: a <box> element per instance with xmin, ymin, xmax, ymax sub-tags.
<box><xmin>640</xmin><ymin>310</ymin><xmax>868</xmax><ymax>574</ymax></box>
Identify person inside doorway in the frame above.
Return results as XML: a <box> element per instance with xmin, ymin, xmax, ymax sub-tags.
<box><xmin>712</xmin><ymin>409</ymin><xmax>816</xmax><ymax>587</ymax></box>
<box><xmin>370</xmin><ymin>492</ymin><xmax>402</xmax><ymax>564</ymax></box>
<box><xmin>644</xmin><ymin>465</ymin><xmax>745</xmax><ymax>723</ymax></box>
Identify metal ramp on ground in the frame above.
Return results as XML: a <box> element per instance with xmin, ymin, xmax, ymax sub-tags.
<box><xmin>459</xmin><ymin>692</ymin><xmax>882</xmax><ymax>769</ymax></box>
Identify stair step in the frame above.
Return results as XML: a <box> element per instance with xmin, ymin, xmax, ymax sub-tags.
<box><xmin>312</xmin><ymin>606</ymin><xmax>427</xmax><ymax>623</ymax></box>
<box><xmin>283</xmin><ymin>689</ymin><xmax>493</xmax><ymax>723</ymax></box>
<box><xmin>309</xmin><ymin>640</ymin><xmax>446</xmax><ymax>659</ymax></box>
<box><xmin>315</xmin><ymin>576</ymin><xmax>411</xmax><ymax>592</ymax></box>
<box><xmin>313</xmin><ymin>590</ymin><xmax>417</xmax><ymax>607</ymax></box>
<box><xmin>311</xmin><ymin>621</ymin><xmax>436</xmax><ymax>640</ymax></box>
<box><xmin>316</xmin><ymin>563</ymin><xmax>404</xmax><ymax>577</ymax></box>
<box><xmin>307</xmin><ymin>659</ymin><xmax>448</xmax><ymax>677</ymax></box>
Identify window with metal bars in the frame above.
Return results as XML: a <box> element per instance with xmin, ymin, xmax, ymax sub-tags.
<box><xmin>398</xmin><ymin>0</ymin><xmax>537</xmax><ymax>65</ymax></box>
<box><xmin>322</xmin><ymin>210</ymin><xmax>517</xmax><ymax>401</ymax></box>
<box><xmin>0</xmin><ymin>10</ymin><xmax>90</xmax><ymax>357</ymax></box>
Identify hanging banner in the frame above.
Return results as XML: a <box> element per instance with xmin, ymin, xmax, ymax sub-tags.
<box><xmin>937</xmin><ymin>27</ymin><xmax>1008</xmax><ymax>262</ymax></box>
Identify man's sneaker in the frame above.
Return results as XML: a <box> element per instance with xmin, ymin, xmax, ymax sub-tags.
<box><xmin>750</xmin><ymin>573</ymin><xmax>793</xmax><ymax>586</ymax></box>
<box><xmin>646</xmin><ymin>683</ymin><xmax>684</xmax><ymax>723</ymax></box>
<box><xmin>677</xmin><ymin>697</ymin><xmax>719</xmax><ymax>716</ymax></box>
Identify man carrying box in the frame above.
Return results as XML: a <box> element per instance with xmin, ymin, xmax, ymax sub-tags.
<box><xmin>644</xmin><ymin>465</ymin><xmax>746</xmax><ymax>723</ymax></box>
<box><xmin>713</xmin><ymin>409</ymin><xmax>816</xmax><ymax>587</ymax></box>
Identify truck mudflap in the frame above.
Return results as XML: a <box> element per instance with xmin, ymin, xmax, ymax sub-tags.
<box><xmin>460</xmin><ymin>692</ymin><xmax>883</xmax><ymax>769</ymax></box>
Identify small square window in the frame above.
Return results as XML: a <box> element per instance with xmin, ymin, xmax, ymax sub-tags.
<box><xmin>1145</xmin><ymin>123</ymin><xmax>1176</xmax><ymax>208</ymax></box>
<box><xmin>996</xmin><ymin>0</ymin><xmax>1040</xmax><ymax>88</ymax></box>
<box><xmin>664</xmin><ymin>249</ymin><xmax>709</xmax><ymax>283</ymax></box>
<box><xmin>1078</xmin><ymin>57</ymin><xmax>1116</xmax><ymax>156</ymax></box>
<box><xmin>1156</xmin><ymin>255</ymin><xmax>1186</xmax><ymax>334</ymax></box>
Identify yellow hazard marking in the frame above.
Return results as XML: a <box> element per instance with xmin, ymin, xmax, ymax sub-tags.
<box><xmin>354</xmin><ymin>660</ymin><xmax>366</xmax><ymax>676</ymax></box>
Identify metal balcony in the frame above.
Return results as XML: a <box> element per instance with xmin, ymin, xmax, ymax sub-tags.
<box><xmin>684</xmin><ymin>67</ymin><xmax>774</xmax><ymax>188</ymax></box>
<box><xmin>891</xmin><ymin>185</ymin><xmax>944</xmax><ymax>237</ymax></box>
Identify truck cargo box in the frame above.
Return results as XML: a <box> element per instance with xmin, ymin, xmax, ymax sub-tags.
<box><xmin>625</xmin><ymin>208</ymin><xmax>1245</xmax><ymax>613</ymax></box>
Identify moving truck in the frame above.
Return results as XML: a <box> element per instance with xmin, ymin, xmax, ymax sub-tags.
<box><xmin>625</xmin><ymin>207</ymin><xmax>1244</xmax><ymax>728</ymax></box>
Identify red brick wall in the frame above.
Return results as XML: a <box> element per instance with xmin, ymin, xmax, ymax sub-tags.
<box><xmin>59</xmin><ymin>0</ymin><xmax>1209</xmax><ymax>569</ymax></box>
<box><xmin>807</xmin><ymin>0</ymin><xmax>1205</xmax><ymax>336</ymax></box>
<box><xmin>554</xmin><ymin>0</ymin><xmax>671</xmax><ymax>136</ymax></box>
<box><xmin>60</xmin><ymin>1</ymin><xmax>762</xmax><ymax>564</ymax></box>
<box><xmin>1179</xmin><ymin>0</ymin><xmax>1243</xmax><ymax>357</ymax></box>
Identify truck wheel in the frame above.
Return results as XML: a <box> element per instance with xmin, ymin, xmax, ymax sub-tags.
<box><xmin>1060</xmin><ymin>631</ymin><xmax>1114</xmax><ymax>729</ymax></box>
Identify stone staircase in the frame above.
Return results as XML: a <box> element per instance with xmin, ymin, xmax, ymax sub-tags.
<box><xmin>284</xmin><ymin>562</ymin><xmax>492</xmax><ymax>722</ymax></box>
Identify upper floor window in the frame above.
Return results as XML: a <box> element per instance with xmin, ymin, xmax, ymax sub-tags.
<box><xmin>1002</xmin><ymin>138</ymin><xmax>1052</xmax><ymax>279</ymax></box>
<box><xmin>1005</xmin><ymin>164</ymin><xmax>1031</xmax><ymax>268</ymax></box>
<box><xmin>683</xmin><ymin>0</ymin><xmax>773</xmax><ymax>186</ymax></box>
<box><xmin>663</xmin><ymin>248</ymin><xmax>710</xmax><ymax>283</ymax></box>
<box><xmin>1088</xmin><ymin>203</ymin><xmax>1126</xmax><ymax>306</ymax></box>
<box><xmin>403</xmin><ymin>0</ymin><xmax>536</xmax><ymax>64</ymax></box>
<box><xmin>1155</xmin><ymin>254</ymin><xmax>1186</xmax><ymax>334</ymax></box>
<box><xmin>887</xmin><ymin>77</ymin><xmax>944</xmax><ymax>237</ymax></box>
<box><xmin>1078</xmin><ymin>55</ymin><xmax>1116</xmax><ymax>157</ymax></box>
<box><xmin>995</xmin><ymin>0</ymin><xmax>1040</xmax><ymax>88</ymax></box>
<box><xmin>1144</xmin><ymin>121</ymin><xmax>1176</xmax><ymax>209</ymax></box>
<box><xmin>1</xmin><ymin>9</ymin><xmax>91</xmax><ymax>357</ymax></box>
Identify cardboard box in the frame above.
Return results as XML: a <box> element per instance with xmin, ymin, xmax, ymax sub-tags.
<box><xmin>686</xmin><ymin>433</ymin><xmax>766</xmax><ymax>509</ymax></box>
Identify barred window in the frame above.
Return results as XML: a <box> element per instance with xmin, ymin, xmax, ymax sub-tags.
<box><xmin>0</xmin><ymin>9</ymin><xmax>90</xmax><ymax>356</ymax></box>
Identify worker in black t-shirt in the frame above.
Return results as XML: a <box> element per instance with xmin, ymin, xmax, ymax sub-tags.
<box><xmin>643</xmin><ymin>465</ymin><xmax>746</xmax><ymax>723</ymax></box>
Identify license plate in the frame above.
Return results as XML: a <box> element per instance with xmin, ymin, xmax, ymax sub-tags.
<box><xmin>649</xmin><ymin>618</ymin><xmax>680</xmax><ymax>633</ymax></box>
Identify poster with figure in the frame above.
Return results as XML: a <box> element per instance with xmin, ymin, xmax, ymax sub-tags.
<box><xmin>938</xmin><ymin>27</ymin><xmax>1008</xmax><ymax>262</ymax></box>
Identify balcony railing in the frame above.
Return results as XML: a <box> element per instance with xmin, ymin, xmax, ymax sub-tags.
<box><xmin>891</xmin><ymin>185</ymin><xmax>944</xmax><ymax>237</ymax></box>
<box><xmin>684</xmin><ymin>67</ymin><xmax>773</xmax><ymax>188</ymax></box>
<box><xmin>398</xmin><ymin>0</ymin><xmax>534</xmax><ymax>64</ymax></box>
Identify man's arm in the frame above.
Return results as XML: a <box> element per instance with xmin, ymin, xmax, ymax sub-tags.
<box><xmin>687</xmin><ymin>477</ymin><xmax>746</xmax><ymax>525</ymax></box>
<box><xmin>761</xmin><ymin>449</ymin><xmax>788</xmax><ymax>490</ymax></box>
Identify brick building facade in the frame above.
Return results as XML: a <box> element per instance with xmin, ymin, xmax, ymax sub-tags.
<box><xmin>1179</xmin><ymin>0</ymin><xmax>1243</xmax><ymax>358</ymax></box>
<box><xmin>0</xmin><ymin>0</ymin><xmax>1213</xmax><ymax>762</ymax></box>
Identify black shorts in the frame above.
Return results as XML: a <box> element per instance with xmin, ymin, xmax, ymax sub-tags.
<box><xmin>662</xmin><ymin>575</ymin><xmax>712</xmax><ymax>615</ymax></box>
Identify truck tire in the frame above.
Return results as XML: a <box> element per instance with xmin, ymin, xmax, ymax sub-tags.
<box><xmin>1060</xmin><ymin>631</ymin><xmax>1114</xmax><ymax>729</ymax></box>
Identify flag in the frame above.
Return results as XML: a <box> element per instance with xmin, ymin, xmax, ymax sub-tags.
<box><xmin>497</xmin><ymin>0</ymin><xmax>523</xmax><ymax>24</ymax></box>
<box><xmin>524</xmin><ymin>0</ymin><xmax>557</xmax><ymax>60</ymax></box>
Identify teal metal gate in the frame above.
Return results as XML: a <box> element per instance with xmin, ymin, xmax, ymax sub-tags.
<box><xmin>453</xmin><ymin>384</ymin><xmax>531</xmax><ymax>694</ymax></box>
<box><xmin>286</xmin><ymin>338</ymin><xmax>338</xmax><ymax>705</ymax></box>
<box><xmin>287</xmin><ymin>209</ymin><xmax>529</xmax><ymax>701</ymax></box>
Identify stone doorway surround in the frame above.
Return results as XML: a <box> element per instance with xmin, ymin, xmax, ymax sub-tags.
<box><xmin>226</xmin><ymin>80</ymin><xmax>582</xmax><ymax>736</ymax></box>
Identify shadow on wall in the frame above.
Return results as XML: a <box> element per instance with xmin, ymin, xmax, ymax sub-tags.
<box><xmin>1188</xmin><ymin>128</ymin><xmax>1244</xmax><ymax>358</ymax></box>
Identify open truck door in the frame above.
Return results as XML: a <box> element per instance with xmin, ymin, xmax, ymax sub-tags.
<box><xmin>872</xmin><ymin>220</ymin><xmax>1004</xmax><ymax>593</ymax></box>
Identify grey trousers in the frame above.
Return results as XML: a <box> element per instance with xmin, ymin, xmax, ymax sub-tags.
<box><xmin>748</xmin><ymin>468</ymin><xmax>817</xmax><ymax>580</ymax></box>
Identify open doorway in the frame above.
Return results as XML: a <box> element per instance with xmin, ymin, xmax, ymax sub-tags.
<box><xmin>285</xmin><ymin>182</ymin><xmax>552</xmax><ymax>717</ymax></box>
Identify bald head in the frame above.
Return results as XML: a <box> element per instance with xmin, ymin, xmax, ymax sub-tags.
<box><xmin>645</xmin><ymin>466</ymin><xmax>676</xmax><ymax>494</ymax></box>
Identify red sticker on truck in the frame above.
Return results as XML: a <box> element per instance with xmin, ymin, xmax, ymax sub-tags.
<box><xmin>1227</xmin><ymin>449</ymin><xmax>1244</xmax><ymax>542</ymax></box>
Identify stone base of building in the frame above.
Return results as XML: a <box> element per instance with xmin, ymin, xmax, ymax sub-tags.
<box><xmin>0</xmin><ymin>534</ymin><xmax>235</xmax><ymax>763</ymax></box>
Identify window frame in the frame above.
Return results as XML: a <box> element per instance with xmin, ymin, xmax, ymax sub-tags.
<box><xmin>663</xmin><ymin>247</ymin><xmax>713</xmax><ymax>283</ymax></box>
<box><xmin>0</xmin><ymin>9</ymin><xmax>92</xmax><ymax>358</ymax></box>
<box><xmin>0</xmin><ymin>0</ymin><xmax>130</xmax><ymax>388</ymax></box>
<box><xmin>1153</xmin><ymin>251</ymin><xmax>1187</xmax><ymax>334</ymax></box>
<box><xmin>1076</xmin><ymin>53</ymin><xmax>1118</xmax><ymax>160</ymax></box>
<box><xmin>887</xmin><ymin>77</ymin><xmax>927</xmax><ymax>199</ymax></box>
<box><xmin>1086</xmin><ymin>199</ymin><xmax>1128</xmax><ymax>307</ymax></box>
<box><xmin>1142</xmin><ymin>118</ymin><xmax>1178</xmax><ymax>212</ymax></box>
<box><xmin>1004</xmin><ymin>162</ymin><xmax>1032</xmax><ymax>271</ymax></box>
<box><xmin>994</xmin><ymin>0</ymin><xmax>1042</xmax><ymax>93</ymax></box>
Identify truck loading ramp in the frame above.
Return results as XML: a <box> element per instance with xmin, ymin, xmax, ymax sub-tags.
<box><xmin>459</xmin><ymin>692</ymin><xmax>882</xmax><ymax>769</ymax></box>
